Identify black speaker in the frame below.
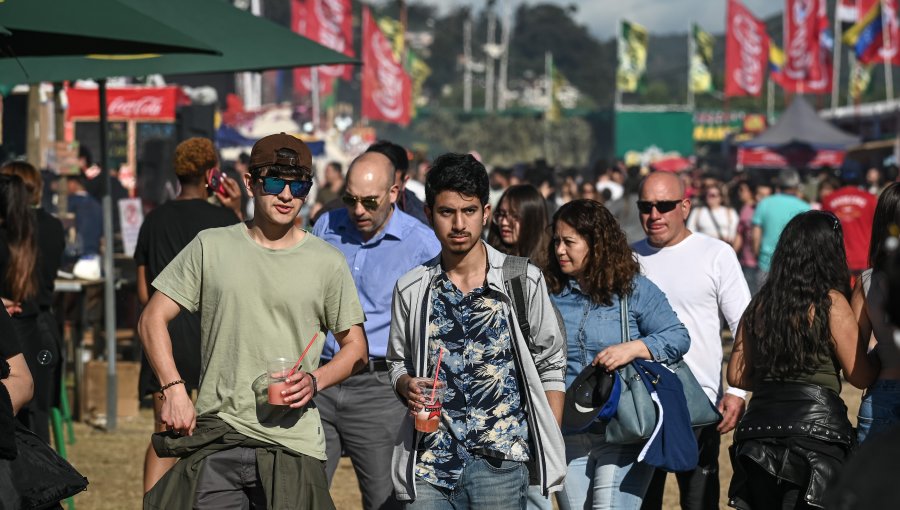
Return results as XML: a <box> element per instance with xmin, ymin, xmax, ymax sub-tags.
<box><xmin>176</xmin><ymin>104</ymin><xmax>215</xmax><ymax>142</ymax></box>
<box><xmin>137</xmin><ymin>137</ymin><xmax>178</xmax><ymax>207</ymax></box>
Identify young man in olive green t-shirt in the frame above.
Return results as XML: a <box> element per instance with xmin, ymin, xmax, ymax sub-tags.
<box><xmin>139</xmin><ymin>133</ymin><xmax>368</xmax><ymax>509</ymax></box>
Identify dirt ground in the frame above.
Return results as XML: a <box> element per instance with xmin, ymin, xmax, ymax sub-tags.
<box><xmin>64</xmin><ymin>376</ymin><xmax>865</xmax><ymax>510</ymax></box>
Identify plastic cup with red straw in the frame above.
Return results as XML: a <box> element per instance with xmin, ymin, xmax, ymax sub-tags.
<box><xmin>415</xmin><ymin>347</ymin><xmax>445</xmax><ymax>433</ymax></box>
<box><xmin>287</xmin><ymin>331</ymin><xmax>319</xmax><ymax>379</ymax></box>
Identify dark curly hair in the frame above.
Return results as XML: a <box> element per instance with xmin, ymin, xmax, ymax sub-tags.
<box><xmin>544</xmin><ymin>199</ymin><xmax>639</xmax><ymax>305</ymax></box>
<box><xmin>487</xmin><ymin>184</ymin><xmax>551</xmax><ymax>269</ymax></box>
<box><xmin>741</xmin><ymin>210</ymin><xmax>851</xmax><ymax>381</ymax></box>
<box><xmin>174</xmin><ymin>137</ymin><xmax>217</xmax><ymax>184</ymax></box>
<box><xmin>425</xmin><ymin>153</ymin><xmax>489</xmax><ymax>208</ymax></box>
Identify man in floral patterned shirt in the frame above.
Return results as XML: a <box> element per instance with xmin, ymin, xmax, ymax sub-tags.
<box><xmin>387</xmin><ymin>153</ymin><xmax>567</xmax><ymax>508</ymax></box>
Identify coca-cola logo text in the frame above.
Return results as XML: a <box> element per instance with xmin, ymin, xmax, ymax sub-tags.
<box><xmin>785</xmin><ymin>0</ymin><xmax>813</xmax><ymax>79</ymax></box>
<box><xmin>108</xmin><ymin>96</ymin><xmax>164</xmax><ymax>117</ymax></box>
<box><xmin>732</xmin><ymin>13</ymin><xmax>764</xmax><ymax>95</ymax></box>
<box><xmin>370</xmin><ymin>31</ymin><xmax>404</xmax><ymax>120</ymax></box>
<box><xmin>314</xmin><ymin>0</ymin><xmax>350</xmax><ymax>79</ymax></box>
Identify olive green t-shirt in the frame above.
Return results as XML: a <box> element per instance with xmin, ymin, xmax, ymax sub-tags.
<box><xmin>152</xmin><ymin>223</ymin><xmax>365</xmax><ymax>460</ymax></box>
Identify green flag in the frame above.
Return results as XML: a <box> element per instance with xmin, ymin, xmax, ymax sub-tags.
<box><xmin>617</xmin><ymin>20</ymin><xmax>648</xmax><ymax>93</ymax></box>
<box><xmin>690</xmin><ymin>23</ymin><xmax>714</xmax><ymax>93</ymax></box>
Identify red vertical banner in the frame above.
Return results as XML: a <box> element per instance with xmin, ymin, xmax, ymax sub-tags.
<box><xmin>884</xmin><ymin>0</ymin><xmax>900</xmax><ymax>64</ymax></box>
<box><xmin>725</xmin><ymin>0</ymin><xmax>769</xmax><ymax>97</ymax></box>
<box><xmin>361</xmin><ymin>7</ymin><xmax>411</xmax><ymax>126</ymax></box>
<box><xmin>784</xmin><ymin>0</ymin><xmax>821</xmax><ymax>86</ymax></box>
<box><xmin>291</xmin><ymin>0</ymin><xmax>354</xmax><ymax>97</ymax></box>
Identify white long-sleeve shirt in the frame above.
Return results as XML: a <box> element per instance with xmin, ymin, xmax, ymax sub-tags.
<box><xmin>633</xmin><ymin>232</ymin><xmax>751</xmax><ymax>403</ymax></box>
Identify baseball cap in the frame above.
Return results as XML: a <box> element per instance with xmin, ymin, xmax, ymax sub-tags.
<box><xmin>249</xmin><ymin>133</ymin><xmax>312</xmax><ymax>171</ymax></box>
<box><xmin>562</xmin><ymin>365</ymin><xmax>621</xmax><ymax>432</ymax></box>
<box><xmin>777</xmin><ymin>168</ymin><xmax>801</xmax><ymax>189</ymax></box>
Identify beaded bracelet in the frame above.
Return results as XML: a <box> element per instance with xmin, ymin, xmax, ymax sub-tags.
<box><xmin>158</xmin><ymin>379</ymin><xmax>185</xmax><ymax>400</ymax></box>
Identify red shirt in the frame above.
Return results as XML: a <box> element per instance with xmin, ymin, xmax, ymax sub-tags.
<box><xmin>822</xmin><ymin>186</ymin><xmax>876</xmax><ymax>272</ymax></box>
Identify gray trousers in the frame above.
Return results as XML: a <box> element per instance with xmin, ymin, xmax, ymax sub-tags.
<box><xmin>316</xmin><ymin>368</ymin><xmax>405</xmax><ymax>510</ymax></box>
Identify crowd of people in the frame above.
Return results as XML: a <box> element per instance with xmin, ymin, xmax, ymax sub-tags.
<box><xmin>1</xmin><ymin>131</ymin><xmax>899</xmax><ymax>510</ymax></box>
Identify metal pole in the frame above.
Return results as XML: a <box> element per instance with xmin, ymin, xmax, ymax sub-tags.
<box><xmin>883</xmin><ymin>0</ymin><xmax>894</xmax><ymax>101</ymax></box>
<box><xmin>99</xmin><ymin>79</ymin><xmax>117</xmax><ymax>431</ymax></box>
<box><xmin>832</xmin><ymin>4</ymin><xmax>843</xmax><ymax>109</ymax></box>
<box><xmin>311</xmin><ymin>67</ymin><xmax>320</xmax><ymax>131</ymax></box>
<box><xmin>463</xmin><ymin>17</ymin><xmax>473</xmax><ymax>112</ymax></box>
<box><xmin>544</xmin><ymin>51</ymin><xmax>552</xmax><ymax>162</ymax></box>
<box><xmin>485</xmin><ymin>7</ymin><xmax>496</xmax><ymax>112</ymax></box>
<box><xmin>615</xmin><ymin>19</ymin><xmax>623</xmax><ymax>108</ymax></box>
<box><xmin>497</xmin><ymin>0</ymin><xmax>512</xmax><ymax>110</ymax></box>
<box><xmin>767</xmin><ymin>78</ymin><xmax>775</xmax><ymax>124</ymax></box>
<box><xmin>687</xmin><ymin>22</ymin><xmax>695</xmax><ymax>110</ymax></box>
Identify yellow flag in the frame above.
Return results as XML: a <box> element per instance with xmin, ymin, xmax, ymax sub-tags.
<box><xmin>617</xmin><ymin>20</ymin><xmax>648</xmax><ymax>93</ymax></box>
<box><xmin>690</xmin><ymin>23</ymin><xmax>714</xmax><ymax>93</ymax></box>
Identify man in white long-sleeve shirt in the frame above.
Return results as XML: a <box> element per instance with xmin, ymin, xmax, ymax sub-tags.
<box><xmin>632</xmin><ymin>171</ymin><xmax>751</xmax><ymax>510</ymax></box>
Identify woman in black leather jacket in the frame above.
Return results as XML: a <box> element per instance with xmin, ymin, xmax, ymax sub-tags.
<box><xmin>726</xmin><ymin>211</ymin><xmax>880</xmax><ymax>509</ymax></box>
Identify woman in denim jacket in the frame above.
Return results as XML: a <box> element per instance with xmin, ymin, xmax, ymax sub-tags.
<box><xmin>544</xmin><ymin>200</ymin><xmax>690</xmax><ymax>510</ymax></box>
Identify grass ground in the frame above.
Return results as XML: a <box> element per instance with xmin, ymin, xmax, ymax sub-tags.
<box><xmin>64</xmin><ymin>370</ymin><xmax>865</xmax><ymax>510</ymax></box>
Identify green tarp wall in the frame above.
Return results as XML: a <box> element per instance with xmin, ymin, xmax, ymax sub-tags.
<box><xmin>614</xmin><ymin>110</ymin><xmax>694</xmax><ymax>157</ymax></box>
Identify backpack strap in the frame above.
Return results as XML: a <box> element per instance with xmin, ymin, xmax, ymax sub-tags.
<box><xmin>503</xmin><ymin>255</ymin><xmax>531</xmax><ymax>341</ymax></box>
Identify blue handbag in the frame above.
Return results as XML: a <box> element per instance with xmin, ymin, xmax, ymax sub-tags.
<box><xmin>604</xmin><ymin>296</ymin><xmax>722</xmax><ymax>445</ymax></box>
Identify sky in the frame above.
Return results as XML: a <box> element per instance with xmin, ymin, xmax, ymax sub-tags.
<box><xmin>434</xmin><ymin>0</ymin><xmax>785</xmax><ymax>40</ymax></box>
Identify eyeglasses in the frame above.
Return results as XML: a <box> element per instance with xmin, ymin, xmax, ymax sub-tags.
<box><xmin>636</xmin><ymin>200</ymin><xmax>681</xmax><ymax>214</ymax></box>
<box><xmin>492</xmin><ymin>210</ymin><xmax>519</xmax><ymax>224</ymax></box>
<box><xmin>259</xmin><ymin>176</ymin><xmax>313</xmax><ymax>198</ymax></box>
<box><xmin>341</xmin><ymin>192</ymin><xmax>385</xmax><ymax>211</ymax></box>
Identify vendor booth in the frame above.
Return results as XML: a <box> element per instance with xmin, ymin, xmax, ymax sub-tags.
<box><xmin>737</xmin><ymin>96</ymin><xmax>860</xmax><ymax>170</ymax></box>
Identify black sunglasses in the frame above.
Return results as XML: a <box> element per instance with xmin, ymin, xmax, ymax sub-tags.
<box><xmin>342</xmin><ymin>192</ymin><xmax>383</xmax><ymax>211</ymax></box>
<box><xmin>259</xmin><ymin>176</ymin><xmax>313</xmax><ymax>198</ymax></box>
<box><xmin>636</xmin><ymin>200</ymin><xmax>681</xmax><ymax>214</ymax></box>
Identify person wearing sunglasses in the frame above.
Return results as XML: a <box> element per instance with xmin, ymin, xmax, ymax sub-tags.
<box><xmin>633</xmin><ymin>171</ymin><xmax>751</xmax><ymax>510</ymax></box>
<box><xmin>312</xmin><ymin>151</ymin><xmax>440</xmax><ymax>510</ymax></box>
<box><xmin>140</xmin><ymin>133</ymin><xmax>368</xmax><ymax>509</ymax></box>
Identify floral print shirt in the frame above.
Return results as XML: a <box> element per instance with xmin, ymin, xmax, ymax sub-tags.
<box><xmin>415</xmin><ymin>273</ymin><xmax>530</xmax><ymax>489</ymax></box>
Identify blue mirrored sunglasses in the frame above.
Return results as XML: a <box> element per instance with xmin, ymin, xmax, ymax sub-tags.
<box><xmin>259</xmin><ymin>176</ymin><xmax>312</xmax><ymax>198</ymax></box>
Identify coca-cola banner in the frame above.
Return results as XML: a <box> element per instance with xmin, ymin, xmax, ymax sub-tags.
<box><xmin>361</xmin><ymin>6</ymin><xmax>411</xmax><ymax>126</ymax></box>
<box><xmin>777</xmin><ymin>0</ymin><xmax>832</xmax><ymax>93</ymax></box>
<box><xmin>291</xmin><ymin>0</ymin><xmax>354</xmax><ymax>97</ymax></box>
<box><xmin>725</xmin><ymin>0</ymin><xmax>769</xmax><ymax>97</ymax></box>
<box><xmin>784</xmin><ymin>0</ymin><xmax>821</xmax><ymax>83</ymax></box>
<box><xmin>66</xmin><ymin>86</ymin><xmax>184</xmax><ymax>121</ymax></box>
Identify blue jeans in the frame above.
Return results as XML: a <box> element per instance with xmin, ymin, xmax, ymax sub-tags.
<box><xmin>557</xmin><ymin>433</ymin><xmax>655</xmax><ymax>510</ymax></box>
<box><xmin>857</xmin><ymin>379</ymin><xmax>900</xmax><ymax>443</ymax></box>
<box><xmin>406</xmin><ymin>457</ymin><xmax>528</xmax><ymax>509</ymax></box>
<box><xmin>526</xmin><ymin>485</ymin><xmax>553</xmax><ymax>510</ymax></box>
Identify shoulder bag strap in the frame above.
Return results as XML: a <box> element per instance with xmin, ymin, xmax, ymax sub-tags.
<box><xmin>503</xmin><ymin>255</ymin><xmax>531</xmax><ymax>340</ymax></box>
<box><xmin>620</xmin><ymin>295</ymin><xmax>630</xmax><ymax>343</ymax></box>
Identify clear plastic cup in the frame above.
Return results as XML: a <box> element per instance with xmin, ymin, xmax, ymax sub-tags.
<box><xmin>414</xmin><ymin>380</ymin><xmax>446</xmax><ymax>433</ymax></box>
<box><xmin>267</xmin><ymin>358</ymin><xmax>292</xmax><ymax>405</ymax></box>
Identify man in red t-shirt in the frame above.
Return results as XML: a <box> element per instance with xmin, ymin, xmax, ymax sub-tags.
<box><xmin>821</xmin><ymin>166</ymin><xmax>876</xmax><ymax>274</ymax></box>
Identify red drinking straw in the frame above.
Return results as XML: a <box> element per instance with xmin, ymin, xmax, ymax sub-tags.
<box><xmin>430</xmin><ymin>348</ymin><xmax>444</xmax><ymax>401</ymax></box>
<box><xmin>287</xmin><ymin>332</ymin><xmax>320</xmax><ymax>379</ymax></box>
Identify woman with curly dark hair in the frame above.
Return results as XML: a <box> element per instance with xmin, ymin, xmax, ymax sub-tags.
<box><xmin>487</xmin><ymin>184</ymin><xmax>551</xmax><ymax>269</ymax></box>
<box><xmin>545</xmin><ymin>199</ymin><xmax>690</xmax><ymax>510</ymax></box>
<box><xmin>727</xmin><ymin>210</ymin><xmax>879</xmax><ymax>510</ymax></box>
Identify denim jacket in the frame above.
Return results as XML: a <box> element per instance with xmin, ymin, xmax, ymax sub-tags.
<box><xmin>552</xmin><ymin>274</ymin><xmax>690</xmax><ymax>389</ymax></box>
